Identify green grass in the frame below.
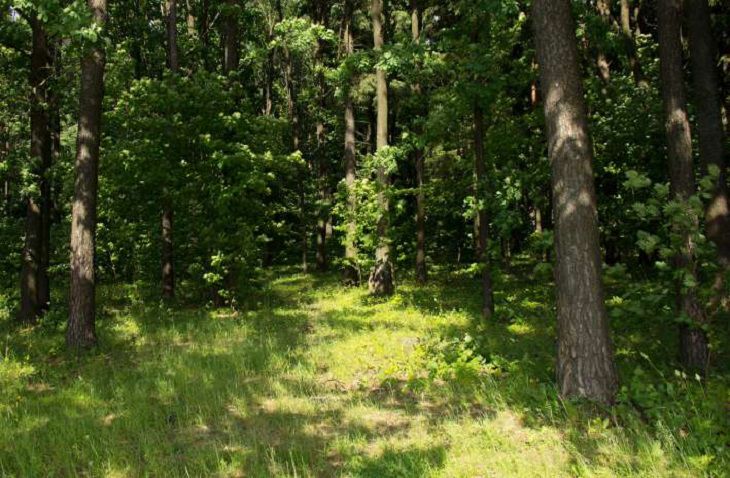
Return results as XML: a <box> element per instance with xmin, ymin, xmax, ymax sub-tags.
<box><xmin>0</xmin><ymin>264</ymin><xmax>728</xmax><ymax>477</ymax></box>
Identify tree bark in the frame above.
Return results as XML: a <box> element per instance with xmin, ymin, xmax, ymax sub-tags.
<box><xmin>342</xmin><ymin>0</ymin><xmax>359</xmax><ymax>285</ymax></box>
<box><xmin>687</xmin><ymin>0</ymin><xmax>730</xmax><ymax>265</ymax></box>
<box><xmin>412</xmin><ymin>0</ymin><xmax>427</xmax><ymax>284</ymax></box>
<box><xmin>595</xmin><ymin>0</ymin><xmax>611</xmax><ymax>83</ymax></box>
<box><xmin>367</xmin><ymin>0</ymin><xmax>394</xmax><ymax>296</ymax></box>
<box><xmin>533</xmin><ymin>0</ymin><xmax>618</xmax><ymax>403</ymax></box>
<box><xmin>67</xmin><ymin>0</ymin><xmax>107</xmax><ymax>349</ymax></box>
<box><xmin>315</xmin><ymin>0</ymin><xmax>329</xmax><ymax>272</ymax></box>
<box><xmin>20</xmin><ymin>15</ymin><xmax>52</xmax><ymax>323</ymax></box>
<box><xmin>473</xmin><ymin>105</ymin><xmax>495</xmax><ymax>319</ymax></box>
<box><xmin>165</xmin><ymin>0</ymin><xmax>179</xmax><ymax>72</ymax></box>
<box><xmin>658</xmin><ymin>0</ymin><xmax>709</xmax><ymax>373</ymax></box>
<box><xmin>223</xmin><ymin>0</ymin><xmax>239</xmax><ymax>74</ymax></box>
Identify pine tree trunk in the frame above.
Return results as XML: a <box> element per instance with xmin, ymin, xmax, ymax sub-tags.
<box><xmin>20</xmin><ymin>15</ymin><xmax>52</xmax><ymax>323</ymax></box>
<box><xmin>368</xmin><ymin>0</ymin><xmax>394</xmax><ymax>296</ymax></box>
<box><xmin>67</xmin><ymin>0</ymin><xmax>107</xmax><ymax>349</ymax></box>
<box><xmin>342</xmin><ymin>0</ymin><xmax>359</xmax><ymax>285</ymax></box>
<box><xmin>533</xmin><ymin>0</ymin><xmax>618</xmax><ymax>403</ymax></box>
<box><xmin>658</xmin><ymin>0</ymin><xmax>709</xmax><ymax>373</ymax></box>
<box><xmin>473</xmin><ymin>105</ymin><xmax>494</xmax><ymax>319</ymax></box>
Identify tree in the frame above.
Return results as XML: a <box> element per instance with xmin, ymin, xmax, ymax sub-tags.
<box><xmin>67</xmin><ymin>0</ymin><xmax>108</xmax><ymax>349</ymax></box>
<box><xmin>223</xmin><ymin>0</ymin><xmax>240</xmax><ymax>74</ymax></box>
<box><xmin>686</xmin><ymin>0</ymin><xmax>730</xmax><ymax>266</ymax></box>
<box><xmin>341</xmin><ymin>0</ymin><xmax>359</xmax><ymax>285</ymax></box>
<box><xmin>533</xmin><ymin>0</ymin><xmax>618</xmax><ymax>403</ymax></box>
<box><xmin>411</xmin><ymin>0</ymin><xmax>427</xmax><ymax>284</ymax></box>
<box><xmin>367</xmin><ymin>0</ymin><xmax>394</xmax><ymax>296</ymax></box>
<box><xmin>19</xmin><ymin>13</ymin><xmax>51</xmax><ymax>322</ymax></box>
<box><xmin>473</xmin><ymin>104</ymin><xmax>494</xmax><ymax>319</ymax></box>
<box><xmin>657</xmin><ymin>0</ymin><xmax>708</xmax><ymax>372</ymax></box>
<box><xmin>162</xmin><ymin>0</ymin><xmax>178</xmax><ymax>299</ymax></box>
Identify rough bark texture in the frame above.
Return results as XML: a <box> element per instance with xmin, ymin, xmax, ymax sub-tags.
<box><xmin>67</xmin><ymin>0</ymin><xmax>107</xmax><ymax>349</ymax></box>
<box><xmin>165</xmin><ymin>0</ymin><xmax>179</xmax><ymax>72</ymax></box>
<box><xmin>687</xmin><ymin>0</ymin><xmax>730</xmax><ymax>265</ymax></box>
<box><xmin>412</xmin><ymin>0</ymin><xmax>427</xmax><ymax>285</ymax></box>
<box><xmin>367</xmin><ymin>0</ymin><xmax>395</xmax><ymax>296</ymax></box>
<box><xmin>341</xmin><ymin>0</ymin><xmax>360</xmax><ymax>285</ymax></box>
<box><xmin>20</xmin><ymin>15</ymin><xmax>52</xmax><ymax>323</ymax></box>
<box><xmin>533</xmin><ymin>0</ymin><xmax>618</xmax><ymax>403</ymax></box>
<box><xmin>473</xmin><ymin>105</ymin><xmax>494</xmax><ymax>319</ymax></box>
<box><xmin>657</xmin><ymin>0</ymin><xmax>709</xmax><ymax>373</ymax></box>
<box><xmin>223</xmin><ymin>0</ymin><xmax>239</xmax><ymax>74</ymax></box>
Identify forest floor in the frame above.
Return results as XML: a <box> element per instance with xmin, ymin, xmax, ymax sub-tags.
<box><xmin>0</xmin><ymin>262</ymin><xmax>728</xmax><ymax>477</ymax></box>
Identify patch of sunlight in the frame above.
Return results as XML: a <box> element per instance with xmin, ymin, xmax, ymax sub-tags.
<box><xmin>507</xmin><ymin>322</ymin><xmax>534</xmax><ymax>336</ymax></box>
<box><xmin>110</xmin><ymin>316</ymin><xmax>141</xmax><ymax>341</ymax></box>
<box><xmin>519</xmin><ymin>299</ymin><xmax>544</xmax><ymax>310</ymax></box>
<box><xmin>439</xmin><ymin>414</ymin><xmax>570</xmax><ymax>477</ymax></box>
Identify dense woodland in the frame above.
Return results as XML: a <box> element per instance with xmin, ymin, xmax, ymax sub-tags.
<box><xmin>1</xmin><ymin>0</ymin><xmax>729</xmax><ymax>476</ymax></box>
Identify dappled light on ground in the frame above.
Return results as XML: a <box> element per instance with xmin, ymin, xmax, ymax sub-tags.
<box><xmin>0</xmin><ymin>268</ymin><xmax>727</xmax><ymax>477</ymax></box>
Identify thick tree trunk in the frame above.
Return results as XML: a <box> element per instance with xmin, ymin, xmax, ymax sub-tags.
<box><xmin>315</xmin><ymin>2</ymin><xmax>329</xmax><ymax>272</ymax></box>
<box><xmin>658</xmin><ymin>0</ymin><xmax>709</xmax><ymax>373</ymax></box>
<box><xmin>223</xmin><ymin>0</ymin><xmax>239</xmax><ymax>74</ymax></box>
<box><xmin>412</xmin><ymin>0</ymin><xmax>427</xmax><ymax>284</ymax></box>
<box><xmin>368</xmin><ymin>0</ymin><xmax>394</xmax><ymax>296</ymax></box>
<box><xmin>533</xmin><ymin>0</ymin><xmax>618</xmax><ymax>403</ymax></box>
<box><xmin>67</xmin><ymin>0</ymin><xmax>107</xmax><ymax>349</ymax></box>
<box><xmin>687</xmin><ymin>0</ymin><xmax>730</xmax><ymax>264</ymax></box>
<box><xmin>473</xmin><ymin>105</ymin><xmax>494</xmax><ymax>319</ymax></box>
<box><xmin>342</xmin><ymin>0</ymin><xmax>359</xmax><ymax>285</ymax></box>
<box><xmin>20</xmin><ymin>15</ymin><xmax>52</xmax><ymax>323</ymax></box>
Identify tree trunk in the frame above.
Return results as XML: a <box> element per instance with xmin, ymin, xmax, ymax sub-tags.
<box><xmin>533</xmin><ymin>0</ymin><xmax>618</xmax><ymax>403</ymax></box>
<box><xmin>342</xmin><ymin>0</ymin><xmax>359</xmax><ymax>285</ymax></box>
<box><xmin>315</xmin><ymin>1</ymin><xmax>329</xmax><ymax>272</ymax></box>
<box><xmin>161</xmin><ymin>204</ymin><xmax>175</xmax><ymax>298</ymax></box>
<box><xmin>161</xmin><ymin>0</ymin><xmax>178</xmax><ymax>299</ymax></box>
<box><xmin>412</xmin><ymin>0</ymin><xmax>427</xmax><ymax>284</ymax></box>
<box><xmin>473</xmin><ymin>105</ymin><xmax>494</xmax><ymax>319</ymax></box>
<box><xmin>185</xmin><ymin>0</ymin><xmax>196</xmax><ymax>36</ymax></box>
<box><xmin>223</xmin><ymin>0</ymin><xmax>239</xmax><ymax>74</ymax></box>
<box><xmin>165</xmin><ymin>0</ymin><xmax>179</xmax><ymax>72</ymax></box>
<box><xmin>687</xmin><ymin>0</ymin><xmax>730</xmax><ymax>265</ymax></box>
<box><xmin>20</xmin><ymin>15</ymin><xmax>52</xmax><ymax>323</ymax></box>
<box><xmin>67</xmin><ymin>0</ymin><xmax>107</xmax><ymax>349</ymax></box>
<box><xmin>658</xmin><ymin>0</ymin><xmax>709</xmax><ymax>373</ymax></box>
<box><xmin>367</xmin><ymin>0</ymin><xmax>394</xmax><ymax>296</ymax></box>
<box><xmin>595</xmin><ymin>0</ymin><xmax>611</xmax><ymax>83</ymax></box>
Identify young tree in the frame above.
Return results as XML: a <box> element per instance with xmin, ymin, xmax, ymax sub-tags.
<box><xmin>533</xmin><ymin>0</ymin><xmax>618</xmax><ymax>403</ymax></box>
<box><xmin>367</xmin><ymin>0</ymin><xmax>394</xmax><ymax>296</ymax></box>
<box><xmin>341</xmin><ymin>0</ymin><xmax>359</xmax><ymax>285</ymax></box>
<box><xmin>411</xmin><ymin>0</ymin><xmax>427</xmax><ymax>284</ymax></box>
<box><xmin>67</xmin><ymin>0</ymin><xmax>108</xmax><ymax>348</ymax></box>
<box><xmin>473</xmin><ymin>104</ymin><xmax>494</xmax><ymax>319</ymax></box>
<box><xmin>162</xmin><ymin>0</ymin><xmax>178</xmax><ymax>299</ymax></box>
<box><xmin>657</xmin><ymin>0</ymin><xmax>709</xmax><ymax>372</ymax></box>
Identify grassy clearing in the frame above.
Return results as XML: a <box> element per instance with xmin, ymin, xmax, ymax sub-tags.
<box><xmin>0</xmin><ymin>265</ymin><xmax>728</xmax><ymax>477</ymax></box>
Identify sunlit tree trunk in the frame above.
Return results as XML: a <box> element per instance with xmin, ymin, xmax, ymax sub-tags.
<box><xmin>533</xmin><ymin>0</ymin><xmax>618</xmax><ymax>403</ymax></box>
<box><xmin>657</xmin><ymin>0</ymin><xmax>709</xmax><ymax>373</ymax></box>
<box><xmin>314</xmin><ymin>0</ymin><xmax>329</xmax><ymax>272</ymax></box>
<box><xmin>67</xmin><ymin>0</ymin><xmax>107</xmax><ymax>349</ymax></box>
<box><xmin>367</xmin><ymin>0</ymin><xmax>394</xmax><ymax>296</ymax></box>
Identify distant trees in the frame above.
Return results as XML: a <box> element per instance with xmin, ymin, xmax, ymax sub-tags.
<box><xmin>533</xmin><ymin>0</ymin><xmax>618</xmax><ymax>403</ymax></box>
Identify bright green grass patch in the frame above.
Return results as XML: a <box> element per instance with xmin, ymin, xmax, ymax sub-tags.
<box><xmin>0</xmin><ymin>267</ymin><xmax>727</xmax><ymax>477</ymax></box>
